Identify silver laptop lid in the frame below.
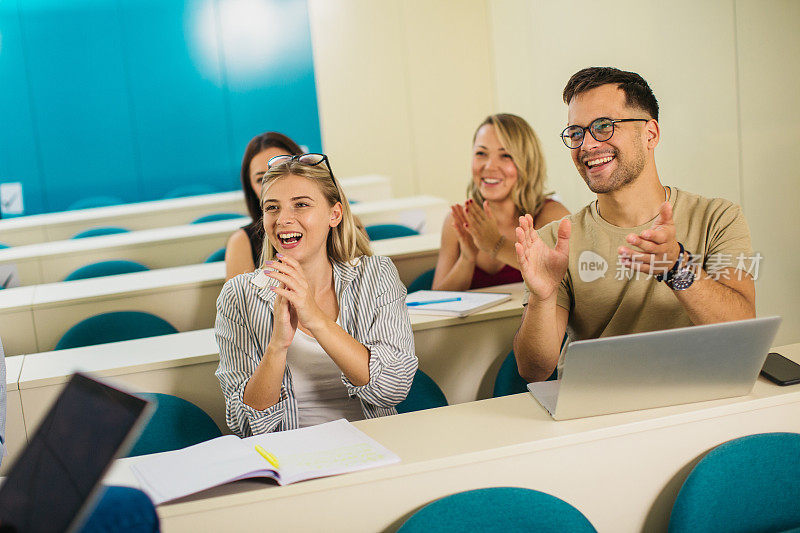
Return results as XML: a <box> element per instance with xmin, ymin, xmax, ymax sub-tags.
<box><xmin>532</xmin><ymin>316</ymin><xmax>781</xmax><ymax>420</ymax></box>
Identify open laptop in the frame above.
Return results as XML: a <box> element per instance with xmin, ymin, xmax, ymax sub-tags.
<box><xmin>528</xmin><ymin>316</ymin><xmax>782</xmax><ymax>420</ymax></box>
<box><xmin>0</xmin><ymin>373</ymin><xmax>153</xmax><ymax>532</ymax></box>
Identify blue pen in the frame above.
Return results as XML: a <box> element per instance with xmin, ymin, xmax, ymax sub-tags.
<box><xmin>407</xmin><ymin>297</ymin><xmax>462</xmax><ymax>307</ymax></box>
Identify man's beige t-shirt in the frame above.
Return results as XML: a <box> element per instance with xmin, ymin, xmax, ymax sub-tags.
<box><xmin>528</xmin><ymin>188</ymin><xmax>754</xmax><ymax>341</ymax></box>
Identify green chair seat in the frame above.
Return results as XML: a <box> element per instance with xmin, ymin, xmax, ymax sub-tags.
<box><xmin>396</xmin><ymin>369</ymin><xmax>448</xmax><ymax>413</ymax></box>
<box><xmin>397</xmin><ymin>487</ymin><xmax>596</xmax><ymax>532</ymax></box>
<box><xmin>407</xmin><ymin>268</ymin><xmax>435</xmax><ymax>293</ymax></box>
<box><xmin>68</xmin><ymin>196</ymin><xmax>123</xmax><ymax>211</ymax></box>
<box><xmin>55</xmin><ymin>311</ymin><xmax>178</xmax><ymax>350</ymax></box>
<box><xmin>191</xmin><ymin>213</ymin><xmax>244</xmax><ymax>224</ymax></box>
<box><xmin>205</xmin><ymin>247</ymin><xmax>226</xmax><ymax>263</ymax></box>
<box><xmin>365</xmin><ymin>224</ymin><xmax>419</xmax><ymax>241</ymax></box>
<box><xmin>71</xmin><ymin>226</ymin><xmax>130</xmax><ymax>239</ymax></box>
<box><xmin>669</xmin><ymin>432</ymin><xmax>800</xmax><ymax>533</ymax></box>
<box><xmin>64</xmin><ymin>260</ymin><xmax>149</xmax><ymax>281</ymax></box>
<box><xmin>492</xmin><ymin>349</ymin><xmax>558</xmax><ymax>398</ymax></box>
<box><xmin>127</xmin><ymin>393</ymin><xmax>222</xmax><ymax>457</ymax></box>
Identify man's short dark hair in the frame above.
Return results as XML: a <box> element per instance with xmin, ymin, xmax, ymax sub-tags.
<box><xmin>563</xmin><ymin>67</ymin><xmax>659</xmax><ymax>121</ymax></box>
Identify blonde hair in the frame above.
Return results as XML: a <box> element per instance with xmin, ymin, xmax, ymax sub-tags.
<box><xmin>259</xmin><ymin>159</ymin><xmax>372</xmax><ymax>266</ymax></box>
<box><xmin>467</xmin><ymin>113</ymin><xmax>550</xmax><ymax>216</ymax></box>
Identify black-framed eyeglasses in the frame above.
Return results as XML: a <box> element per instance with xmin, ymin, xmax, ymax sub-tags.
<box><xmin>267</xmin><ymin>153</ymin><xmax>334</xmax><ymax>179</ymax></box>
<box><xmin>560</xmin><ymin>118</ymin><xmax>649</xmax><ymax>149</ymax></box>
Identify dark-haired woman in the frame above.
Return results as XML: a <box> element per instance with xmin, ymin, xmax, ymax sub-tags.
<box><xmin>225</xmin><ymin>132</ymin><xmax>303</xmax><ymax>281</ymax></box>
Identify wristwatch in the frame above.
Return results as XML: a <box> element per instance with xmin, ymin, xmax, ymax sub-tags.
<box><xmin>656</xmin><ymin>242</ymin><xmax>695</xmax><ymax>291</ymax></box>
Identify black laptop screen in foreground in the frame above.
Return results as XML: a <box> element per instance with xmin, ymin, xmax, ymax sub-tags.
<box><xmin>0</xmin><ymin>373</ymin><xmax>150</xmax><ymax>532</ymax></box>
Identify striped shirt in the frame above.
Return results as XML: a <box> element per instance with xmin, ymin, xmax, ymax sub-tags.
<box><xmin>215</xmin><ymin>255</ymin><xmax>418</xmax><ymax>437</ymax></box>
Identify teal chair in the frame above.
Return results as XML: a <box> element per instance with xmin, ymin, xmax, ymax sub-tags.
<box><xmin>72</xmin><ymin>226</ymin><xmax>130</xmax><ymax>239</ymax></box>
<box><xmin>68</xmin><ymin>196</ymin><xmax>122</xmax><ymax>210</ymax></box>
<box><xmin>407</xmin><ymin>268</ymin><xmax>435</xmax><ymax>293</ymax></box>
<box><xmin>79</xmin><ymin>486</ymin><xmax>159</xmax><ymax>532</ymax></box>
<box><xmin>127</xmin><ymin>393</ymin><xmax>222</xmax><ymax>457</ymax></box>
<box><xmin>191</xmin><ymin>213</ymin><xmax>243</xmax><ymax>224</ymax></box>
<box><xmin>669</xmin><ymin>432</ymin><xmax>800</xmax><ymax>533</ymax></box>
<box><xmin>397</xmin><ymin>487</ymin><xmax>596</xmax><ymax>532</ymax></box>
<box><xmin>164</xmin><ymin>185</ymin><xmax>215</xmax><ymax>199</ymax></box>
<box><xmin>55</xmin><ymin>311</ymin><xmax>178</xmax><ymax>350</ymax></box>
<box><xmin>365</xmin><ymin>224</ymin><xmax>419</xmax><ymax>241</ymax></box>
<box><xmin>205</xmin><ymin>247</ymin><xmax>226</xmax><ymax>263</ymax></box>
<box><xmin>492</xmin><ymin>350</ymin><xmax>559</xmax><ymax>398</ymax></box>
<box><xmin>64</xmin><ymin>260</ymin><xmax>149</xmax><ymax>281</ymax></box>
<box><xmin>396</xmin><ymin>369</ymin><xmax>448</xmax><ymax>414</ymax></box>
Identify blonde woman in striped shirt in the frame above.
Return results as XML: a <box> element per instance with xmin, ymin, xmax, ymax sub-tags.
<box><xmin>215</xmin><ymin>154</ymin><xmax>418</xmax><ymax>436</ymax></box>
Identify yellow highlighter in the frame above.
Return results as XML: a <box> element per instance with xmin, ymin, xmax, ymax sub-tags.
<box><xmin>254</xmin><ymin>445</ymin><xmax>280</xmax><ymax>469</ymax></box>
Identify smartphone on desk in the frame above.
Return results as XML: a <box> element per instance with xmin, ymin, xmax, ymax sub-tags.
<box><xmin>760</xmin><ymin>352</ymin><xmax>800</xmax><ymax>386</ymax></box>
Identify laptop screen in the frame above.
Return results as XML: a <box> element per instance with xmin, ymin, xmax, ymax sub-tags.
<box><xmin>0</xmin><ymin>373</ymin><xmax>150</xmax><ymax>532</ymax></box>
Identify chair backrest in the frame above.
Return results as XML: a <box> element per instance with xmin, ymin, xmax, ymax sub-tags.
<box><xmin>126</xmin><ymin>393</ymin><xmax>222</xmax><ymax>457</ymax></box>
<box><xmin>67</xmin><ymin>196</ymin><xmax>122</xmax><ymax>211</ymax></box>
<box><xmin>78</xmin><ymin>485</ymin><xmax>159</xmax><ymax>533</ymax></box>
<box><xmin>191</xmin><ymin>213</ymin><xmax>243</xmax><ymax>224</ymax></box>
<box><xmin>163</xmin><ymin>185</ymin><xmax>215</xmax><ymax>199</ymax></box>
<box><xmin>365</xmin><ymin>224</ymin><xmax>419</xmax><ymax>241</ymax></box>
<box><xmin>669</xmin><ymin>432</ymin><xmax>800</xmax><ymax>533</ymax></box>
<box><xmin>492</xmin><ymin>350</ymin><xmax>559</xmax><ymax>398</ymax></box>
<box><xmin>407</xmin><ymin>268</ymin><xmax>435</xmax><ymax>293</ymax></box>
<box><xmin>64</xmin><ymin>260</ymin><xmax>149</xmax><ymax>281</ymax></box>
<box><xmin>205</xmin><ymin>247</ymin><xmax>226</xmax><ymax>263</ymax></box>
<box><xmin>397</xmin><ymin>487</ymin><xmax>596</xmax><ymax>532</ymax></box>
<box><xmin>55</xmin><ymin>311</ymin><xmax>178</xmax><ymax>350</ymax></box>
<box><xmin>396</xmin><ymin>369</ymin><xmax>448</xmax><ymax>414</ymax></box>
<box><xmin>71</xmin><ymin>226</ymin><xmax>130</xmax><ymax>239</ymax></box>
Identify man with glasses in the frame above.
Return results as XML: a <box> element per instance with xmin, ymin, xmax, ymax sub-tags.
<box><xmin>513</xmin><ymin>67</ymin><xmax>756</xmax><ymax>382</ymax></box>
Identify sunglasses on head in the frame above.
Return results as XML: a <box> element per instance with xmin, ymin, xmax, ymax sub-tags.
<box><xmin>267</xmin><ymin>153</ymin><xmax>334</xmax><ymax>178</ymax></box>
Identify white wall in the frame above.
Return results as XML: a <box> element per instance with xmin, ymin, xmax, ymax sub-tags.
<box><xmin>488</xmin><ymin>0</ymin><xmax>742</xmax><ymax>212</ymax></box>
<box><xmin>309</xmin><ymin>0</ymin><xmax>800</xmax><ymax>345</ymax></box>
<box><xmin>736</xmin><ymin>0</ymin><xmax>800</xmax><ymax>346</ymax></box>
<box><xmin>308</xmin><ymin>0</ymin><xmax>495</xmax><ymax>202</ymax></box>
<box><xmin>487</xmin><ymin>0</ymin><xmax>799</xmax><ymax>345</ymax></box>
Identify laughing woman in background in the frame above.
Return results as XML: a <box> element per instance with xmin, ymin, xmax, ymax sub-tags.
<box><xmin>433</xmin><ymin>114</ymin><xmax>569</xmax><ymax>290</ymax></box>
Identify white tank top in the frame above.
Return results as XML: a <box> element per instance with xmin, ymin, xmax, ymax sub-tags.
<box><xmin>286</xmin><ymin>329</ymin><xmax>366</xmax><ymax>427</ymax></box>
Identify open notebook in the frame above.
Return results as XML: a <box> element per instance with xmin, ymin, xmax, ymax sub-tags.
<box><xmin>131</xmin><ymin>419</ymin><xmax>399</xmax><ymax>504</ymax></box>
<box><xmin>405</xmin><ymin>290</ymin><xmax>512</xmax><ymax>317</ymax></box>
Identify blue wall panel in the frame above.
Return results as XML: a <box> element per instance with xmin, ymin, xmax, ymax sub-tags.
<box><xmin>18</xmin><ymin>0</ymin><xmax>140</xmax><ymax>212</ymax></box>
<box><xmin>0</xmin><ymin>0</ymin><xmax>321</xmax><ymax>217</ymax></box>
<box><xmin>217</xmin><ymin>0</ymin><xmax>322</xmax><ymax>163</ymax></box>
<box><xmin>0</xmin><ymin>0</ymin><xmax>47</xmax><ymax>215</ymax></box>
<box><xmin>118</xmin><ymin>0</ymin><xmax>234</xmax><ymax>199</ymax></box>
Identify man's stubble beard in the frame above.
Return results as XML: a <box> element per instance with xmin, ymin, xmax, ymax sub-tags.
<box><xmin>579</xmin><ymin>144</ymin><xmax>647</xmax><ymax>194</ymax></box>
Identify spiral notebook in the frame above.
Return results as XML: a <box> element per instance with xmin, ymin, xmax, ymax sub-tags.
<box><xmin>405</xmin><ymin>290</ymin><xmax>512</xmax><ymax>317</ymax></box>
<box><xmin>130</xmin><ymin>419</ymin><xmax>399</xmax><ymax>504</ymax></box>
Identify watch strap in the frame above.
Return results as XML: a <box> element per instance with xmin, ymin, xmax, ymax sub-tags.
<box><xmin>656</xmin><ymin>242</ymin><xmax>685</xmax><ymax>283</ymax></box>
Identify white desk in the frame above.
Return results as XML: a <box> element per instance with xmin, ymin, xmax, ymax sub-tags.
<box><xmin>0</xmin><ymin>196</ymin><xmax>445</xmax><ymax>286</ymax></box>
<box><xmin>0</xmin><ymin>286</ymin><xmax>37</xmax><ymax>357</ymax></box>
<box><xmin>0</xmin><ymin>233</ymin><xmax>441</xmax><ymax>356</ymax></box>
<box><xmin>0</xmin><ymin>219</ymin><xmax>242</xmax><ymax>286</ymax></box>
<box><xmin>101</xmin><ymin>343</ymin><xmax>800</xmax><ymax>533</ymax></box>
<box><xmin>1</xmin><ymin>355</ymin><xmax>24</xmax><ymax>476</ymax></box>
<box><xmin>0</xmin><ymin>175</ymin><xmax>392</xmax><ymax>246</ymax></box>
<box><xmin>15</xmin><ymin>283</ymin><xmax>525</xmax><ymax>448</ymax></box>
<box><xmin>18</xmin><ymin>331</ymin><xmax>223</xmax><ymax>445</ymax></box>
